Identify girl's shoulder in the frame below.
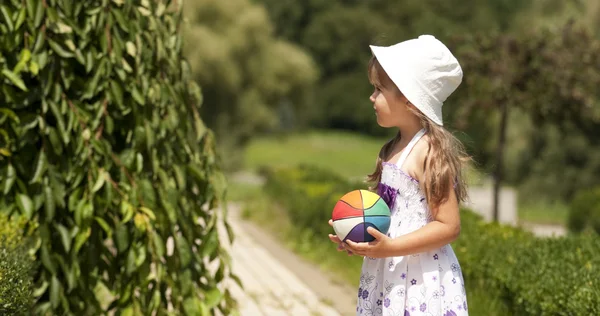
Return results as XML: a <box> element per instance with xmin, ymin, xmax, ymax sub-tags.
<box><xmin>403</xmin><ymin>134</ymin><xmax>431</xmax><ymax>181</ymax></box>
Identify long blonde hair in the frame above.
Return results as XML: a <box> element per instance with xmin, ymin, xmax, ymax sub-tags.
<box><xmin>366</xmin><ymin>57</ymin><xmax>470</xmax><ymax>211</ymax></box>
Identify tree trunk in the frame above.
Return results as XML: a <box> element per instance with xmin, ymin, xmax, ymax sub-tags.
<box><xmin>493</xmin><ymin>101</ymin><xmax>509</xmax><ymax>222</ymax></box>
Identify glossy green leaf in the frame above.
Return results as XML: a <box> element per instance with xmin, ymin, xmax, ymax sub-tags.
<box><xmin>33</xmin><ymin>0</ymin><xmax>44</xmax><ymax>27</ymax></box>
<box><xmin>0</xmin><ymin>5</ymin><xmax>14</xmax><ymax>31</ymax></box>
<box><xmin>204</xmin><ymin>288</ymin><xmax>222</xmax><ymax>308</ymax></box>
<box><xmin>48</xmin><ymin>39</ymin><xmax>75</xmax><ymax>58</ymax></box>
<box><xmin>121</xmin><ymin>200</ymin><xmax>134</xmax><ymax>223</ymax></box>
<box><xmin>131</xmin><ymin>86</ymin><xmax>145</xmax><ymax>105</ymax></box>
<box><xmin>46</xmin><ymin>102</ymin><xmax>66</xmax><ymax>143</ymax></box>
<box><xmin>48</xmin><ymin>127</ymin><xmax>63</xmax><ymax>155</ymax></box>
<box><xmin>91</xmin><ymin>169</ymin><xmax>105</xmax><ymax>193</ymax></box>
<box><xmin>2</xmin><ymin>69</ymin><xmax>28</xmax><ymax>91</ymax></box>
<box><xmin>40</xmin><ymin>243</ymin><xmax>56</xmax><ymax>275</ymax></box>
<box><xmin>139</xmin><ymin>206</ymin><xmax>155</xmax><ymax>221</ymax></box>
<box><xmin>33</xmin><ymin>281</ymin><xmax>49</xmax><ymax>298</ymax></box>
<box><xmin>55</xmin><ymin>223</ymin><xmax>71</xmax><ymax>252</ymax></box>
<box><xmin>26</xmin><ymin>0</ymin><xmax>36</xmax><ymax>20</ymax></box>
<box><xmin>44</xmin><ymin>183</ymin><xmax>55</xmax><ymax>222</ymax></box>
<box><xmin>94</xmin><ymin>216</ymin><xmax>112</xmax><ymax>237</ymax></box>
<box><xmin>29</xmin><ymin>149</ymin><xmax>46</xmax><ymax>184</ymax></box>
<box><xmin>73</xmin><ymin>227</ymin><xmax>90</xmax><ymax>254</ymax></box>
<box><xmin>16</xmin><ymin>193</ymin><xmax>33</xmax><ymax>219</ymax></box>
<box><xmin>176</xmin><ymin>234</ymin><xmax>191</xmax><ymax>267</ymax></box>
<box><xmin>151</xmin><ymin>232</ymin><xmax>165</xmax><ymax>258</ymax></box>
<box><xmin>109</xmin><ymin>80</ymin><xmax>124</xmax><ymax>108</ymax></box>
<box><xmin>14</xmin><ymin>8</ymin><xmax>26</xmax><ymax>29</ymax></box>
<box><xmin>3</xmin><ymin>162</ymin><xmax>16</xmax><ymax>195</ymax></box>
<box><xmin>68</xmin><ymin>187</ymin><xmax>82</xmax><ymax>212</ymax></box>
<box><xmin>13</xmin><ymin>49</ymin><xmax>31</xmax><ymax>74</ymax></box>
<box><xmin>114</xmin><ymin>224</ymin><xmax>130</xmax><ymax>253</ymax></box>
<box><xmin>183</xmin><ymin>297</ymin><xmax>206</xmax><ymax>316</ymax></box>
<box><xmin>50</xmin><ymin>275</ymin><xmax>60</xmax><ymax>308</ymax></box>
<box><xmin>112</xmin><ymin>9</ymin><xmax>129</xmax><ymax>32</ymax></box>
<box><xmin>201</xmin><ymin>228</ymin><xmax>219</xmax><ymax>258</ymax></box>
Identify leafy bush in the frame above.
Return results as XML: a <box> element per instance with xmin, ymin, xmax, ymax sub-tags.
<box><xmin>568</xmin><ymin>186</ymin><xmax>600</xmax><ymax>234</ymax></box>
<box><xmin>262</xmin><ymin>164</ymin><xmax>364</xmax><ymax>237</ymax></box>
<box><xmin>0</xmin><ymin>213</ymin><xmax>37</xmax><ymax>315</ymax></box>
<box><xmin>0</xmin><ymin>1</ymin><xmax>234</xmax><ymax>314</ymax></box>
<box><xmin>264</xmin><ymin>165</ymin><xmax>600</xmax><ymax>315</ymax></box>
<box><xmin>456</xmin><ymin>211</ymin><xmax>600</xmax><ymax>315</ymax></box>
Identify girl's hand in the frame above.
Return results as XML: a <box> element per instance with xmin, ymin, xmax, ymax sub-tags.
<box><xmin>328</xmin><ymin>219</ymin><xmax>353</xmax><ymax>256</ymax></box>
<box><xmin>344</xmin><ymin>227</ymin><xmax>393</xmax><ymax>258</ymax></box>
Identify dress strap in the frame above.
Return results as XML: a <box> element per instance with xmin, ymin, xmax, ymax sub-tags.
<box><xmin>395</xmin><ymin>128</ymin><xmax>427</xmax><ymax>168</ymax></box>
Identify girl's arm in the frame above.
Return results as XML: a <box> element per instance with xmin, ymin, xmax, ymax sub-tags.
<box><xmin>345</xmin><ymin>183</ymin><xmax>461</xmax><ymax>258</ymax></box>
<box><xmin>387</xmin><ymin>184</ymin><xmax>461</xmax><ymax>256</ymax></box>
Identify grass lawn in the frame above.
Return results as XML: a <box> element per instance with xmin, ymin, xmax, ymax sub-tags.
<box><xmin>244</xmin><ymin>130</ymin><xmax>386</xmax><ymax>180</ymax></box>
<box><xmin>244</xmin><ymin>129</ymin><xmax>486</xmax><ymax>185</ymax></box>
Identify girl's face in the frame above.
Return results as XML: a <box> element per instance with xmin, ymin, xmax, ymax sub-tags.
<box><xmin>368</xmin><ymin>57</ymin><xmax>416</xmax><ymax>128</ymax></box>
<box><xmin>369</xmin><ymin>78</ymin><xmax>413</xmax><ymax>128</ymax></box>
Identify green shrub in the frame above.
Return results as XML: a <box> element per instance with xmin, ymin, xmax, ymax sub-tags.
<box><xmin>0</xmin><ymin>213</ymin><xmax>37</xmax><ymax>315</ymax></box>
<box><xmin>265</xmin><ymin>165</ymin><xmax>600</xmax><ymax>315</ymax></box>
<box><xmin>568</xmin><ymin>186</ymin><xmax>600</xmax><ymax>234</ymax></box>
<box><xmin>263</xmin><ymin>164</ymin><xmax>364</xmax><ymax>237</ymax></box>
<box><xmin>456</xmin><ymin>211</ymin><xmax>600</xmax><ymax>315</ymax></box>
<box><xmin>0</xmin><ymin>1</ymin><xmax>234</xmax><ymax>314</ymax></box>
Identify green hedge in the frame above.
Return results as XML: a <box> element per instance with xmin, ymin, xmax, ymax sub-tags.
<box><xmin>261</xmin><ymin>164</ymin><xmax>364</xmax><ymax>237</ymax></box>
<box><xmin>0</xmin><ymin>213</ymin><xmax>37</xmax><ymax>315</ymax></box>
<box><xmin>263</xmin><ymin>165</ymin><xmax>600</xmax><ymax>315</ymax></box>
<box><xmin>568</xmin><ymin>186</ymin><xmax>600</xmax><ymax>234</ymax></box>
<box><xmin>456</xmin><ymin>211</ymin><xmax>600</xmax><ymax>315</ymax></box>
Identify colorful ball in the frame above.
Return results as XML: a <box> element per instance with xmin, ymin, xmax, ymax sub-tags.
<box><xmin>331</xmin><ymin>190</ymin><xmax>391</xmax><ymax>243</ymax></box>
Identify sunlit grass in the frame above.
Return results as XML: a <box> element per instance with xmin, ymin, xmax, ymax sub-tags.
<box><xmin>244</xmin><ymin>130</ymin><xmax>386</xmax><ymax>180</ymax></box>
<box><xmin>245</xmin><ymin>129</ymin><xmax>486</xmax><ymax>186</ymax></box>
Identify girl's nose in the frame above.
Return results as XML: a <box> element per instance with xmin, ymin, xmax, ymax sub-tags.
<box><xmin>369</xmin><ymin>92</ymin><xmax>376</xmax><ymax>103</ymax></box>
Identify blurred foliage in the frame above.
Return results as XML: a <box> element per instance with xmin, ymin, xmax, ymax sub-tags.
<box><xmin>0</xmin><ymin>0</ymin><xmax>235</xmax><ymax>314</ymax></box>
<box><xmin>263</xmin><ymin>164</ymin><xmax>600</xmax><ymax>315</ymax></box>
<box><xmin>456</xmin><ymin>210</ymin><xmax>600</xmax><ymax>315</ymax></box>
<box><xmin>261</xmin><ymin>164</ymin><xmax>364</xmax><ymax>237</ymax></box>
<box><xmin>182</xmin><ymin>0</ymin><xmax>318</xmax><ymax>168</ymax></box>
<box><xmin>512</xmin><ymin>0</ymin><xmax>600</xmax><ymax>34</ymax></box>
<box><xmin>257</xmin><ymin>0</ymin><xmax>531</xmax><ymax>135</ymax></box>
<box><xmin>257</xmin><ymin>0</ymin><xmax>600</xmax><ymax>205</ymax></box>
<box><xmin>451</xmin><ymin>24</ymin><xmax>600</xmax><ymax>200</ymax></box>
<box><xmin>568</xmin><ymin>186</ymin><xmax>600</xmax><ymax>234</ymax></box>
<box><xmin>0</xmin><ymin>213</ymin><xmax>37</xmax><ymax>315</ymax></box>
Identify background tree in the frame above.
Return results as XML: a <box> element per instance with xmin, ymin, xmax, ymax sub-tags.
<box><xmin>182</xmin><ymin>0</ymin><xmax>318</xmax><ymax>168</ymax></box>
<box><xmin>451</xmin><ymin>23</ymin><xmax>600</xmax><ymax>219</ymax></box>
<box><xmin>257</xmin><ymin>0</ymin><xmax>532</xmax><ymax>136</ymax></box>
<box><xmin>0</xmin><ymin>0</ymin><xmax>235</xmax><ymax>314</ymax></box>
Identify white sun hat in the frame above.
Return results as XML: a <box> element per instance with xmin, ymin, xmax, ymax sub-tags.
<box><xmin>370</xmin><ymin>35</ymin><xmax>463</xmax><ymax>126</ymax></box>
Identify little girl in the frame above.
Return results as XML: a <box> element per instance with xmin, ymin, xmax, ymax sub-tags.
<box><xmin>328</xmin><ymin>35</ymin><xmax>469</xmax><ymax>316</ymax></box>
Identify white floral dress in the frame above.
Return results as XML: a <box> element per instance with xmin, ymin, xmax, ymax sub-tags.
<box><xmin>357</xmin><ymin>129</ymin><xmax>468</xmax><ymax>316</ymax></box>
